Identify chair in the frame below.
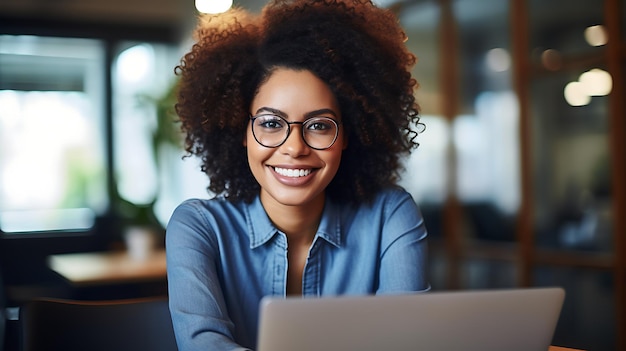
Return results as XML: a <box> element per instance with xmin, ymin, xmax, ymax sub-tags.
<box><xmin>19</xmin><ymin>297</ymin><xmax>178</xmax><ymax>351</ymax></box>
<box><xmin>1</xmin><ymin>271</ymin><xmax>5</xmax><ymax>351</ymax></box>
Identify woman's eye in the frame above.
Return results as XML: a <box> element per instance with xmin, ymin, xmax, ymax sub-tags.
<box><xmin>258</xmin><ymin>117</ymin><xmax>285</xmax><ymax>129</ymax></box>
<box><xmin>306</xmin><ymin>120</ymin><xmax>333</xmax><ymax>131</ymax></box>
<box><xmin>261</xmin><ymin>121</ymin><xmax>280</xmax><ymax>128</ymax></box>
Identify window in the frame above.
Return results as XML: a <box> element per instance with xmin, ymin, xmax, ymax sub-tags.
<box><xmin>0</xmin><ymin>33</ymin><xmax>210</xmax><ymax>235</ymax></box>
<box><xmin>0</xmin><ymin>35</ymin><xmax>107</xmax><ymax>233</ymax></box>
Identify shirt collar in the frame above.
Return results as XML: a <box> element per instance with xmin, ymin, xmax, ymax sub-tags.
<box><xmin>316</xmin><ymin>198</ymin><xmax>342</xmax><ymax>248</ymax></box>
<box><xmin>245</xmin><ymin>194</ymin><xmax>343</xmax><ymax>249</ymax></box>
<box><xmin>246</xmin><ymin>196</ymin><xmax>277</xmax><ymax>249</ymax></box>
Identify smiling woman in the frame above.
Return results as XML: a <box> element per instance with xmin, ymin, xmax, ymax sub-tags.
<box><xmin>166</xmin><ymin>0</ymin><xmax>428</xmax><ymax>350</ymax></box>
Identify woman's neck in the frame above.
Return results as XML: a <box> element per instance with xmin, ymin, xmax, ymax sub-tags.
<box><xmin>260</xmin><ymin>191</ymin><xmax>325</xmax><ymax>244</ymax></box>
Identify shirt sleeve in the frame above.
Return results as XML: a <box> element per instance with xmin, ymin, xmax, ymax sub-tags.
<box><xmin>166</xmin><ymin>200</ymin><xmax>251</xmax><ymax>351</ymax></box>
<box><xmin>377</xmin><ymin>190</ymin><xmax>430</xmax><ymax>293</ymax></box>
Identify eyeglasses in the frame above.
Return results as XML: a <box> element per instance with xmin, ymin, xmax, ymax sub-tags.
<box><xmin>249</xmin><ymin>114</ymin><xmax>341</xmax><ymax>150</ymax></box>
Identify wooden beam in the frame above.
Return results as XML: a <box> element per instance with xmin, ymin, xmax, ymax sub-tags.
<box><xmin>604</xmin><ymin>0</ymin><xmax>626</xmax><ymax>349</ymax></box>
<box><xmin>438</xmin><ymin>0</ymin><xmax>463</xmax><ymax>290</ymax></box>
<box><xmin>510</xmin><ymin>0</ymin><xmax>533</xmax><ymax>287</ymax></box>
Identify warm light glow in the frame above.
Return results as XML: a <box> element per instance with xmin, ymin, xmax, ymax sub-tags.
<box><xmin>584</xmin><ymin>25</ymin><xmax>608</xmax><ymax>47</ymax></box>
<box><xmin>579</xmin><ymin>68</ymin><xmax>613</xmax><ymax>96</ymax></box>
<box><xmin>564</xmin><ymin>68</ymin><xmax>612</xmax><ymax>106</ymax></box>
<box><xmin>195</xmin><ymin>0</ymin><xmax>233</xmax><ymax>14</ymax></box>
<box><xmin>541</xmin><ymin>49</ymin><xmax>562</xmax><ymax>71</ymax></box>
<box><xmin>485</xmin><ymin>48</ymin><xmax>511</xmax><ymax>72</ymax></box>
<box><xmin>564</xmin><ymin>81</ymin><xmax>591</xmax><ymax>107</ymax></box>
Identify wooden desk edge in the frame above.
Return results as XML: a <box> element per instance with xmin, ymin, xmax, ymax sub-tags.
<box><xmin>48</xmin><ymin>249</ymin><xmax>167</xmax><ymax>286</ymax></box>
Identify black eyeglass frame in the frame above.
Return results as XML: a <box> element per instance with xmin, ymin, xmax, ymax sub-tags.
<box><xmin>249</xmin><ymin>114</ymin><xmax>342</xmax><ymax>150</ymax></box>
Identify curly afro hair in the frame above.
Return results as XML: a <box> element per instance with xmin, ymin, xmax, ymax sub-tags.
<box><xmin>175</xmin><ymin>0</ymin><xmax>423</xmax><ymax>204</ymax></box>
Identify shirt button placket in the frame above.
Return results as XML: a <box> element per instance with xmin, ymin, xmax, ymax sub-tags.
<box><xmin>302</xmin><ymin>242</ymin><xmax>320</xmax><ymax>296</ymax></box>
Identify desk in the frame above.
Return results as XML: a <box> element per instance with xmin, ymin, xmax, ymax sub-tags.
<box><xmin>48</xmin><ymin>249</ymin><xmax>167</xmax><ymax>286</ymax></box>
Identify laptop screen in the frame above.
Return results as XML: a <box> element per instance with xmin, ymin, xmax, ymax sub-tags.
<box><xmin>257</xmin><ymin>287</ymin><xmax>565</xmax><ymax>351</ymax></box>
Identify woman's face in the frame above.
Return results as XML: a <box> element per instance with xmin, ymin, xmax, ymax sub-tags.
<box><xmin>245</xmin><ymin>68</ymin><xmax>346</xmax><ymax>209</ymax></box>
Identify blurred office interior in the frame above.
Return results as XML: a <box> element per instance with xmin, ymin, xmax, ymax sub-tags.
<box><xmin>0</xmin><ymin>0</ymin><xmax>624</xmax><ymax>350</ymax></box>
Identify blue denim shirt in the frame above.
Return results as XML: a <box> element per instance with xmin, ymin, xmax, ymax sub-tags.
<box><xmin>166</xmin><ymin>187</ymin><xmax>428</xmax><ymax>351</ymax></box>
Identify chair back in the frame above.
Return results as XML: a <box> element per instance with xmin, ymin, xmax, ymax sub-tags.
<box><xmin>20</xmin><ymin>297</ymin><xmax>177</xmax><ymax>351</ymax></box>
<box><xmin>1</xmin><ymin>271</ymin><xmax>5</xmax><ymax>351</ymax></box>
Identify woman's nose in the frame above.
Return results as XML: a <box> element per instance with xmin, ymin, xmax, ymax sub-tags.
<box><xmin>279</xmin><ymin>126</ymin><xmax>310</xmax><ymax>157</ymax></box>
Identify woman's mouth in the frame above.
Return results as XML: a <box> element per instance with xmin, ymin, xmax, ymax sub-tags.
<box><xmin>273</xmin><ymin>167</ymin><xmax>313</xmax><ymax>178</ymax></box>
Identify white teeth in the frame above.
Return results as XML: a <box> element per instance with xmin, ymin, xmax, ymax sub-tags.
<box><xmin>274</xmin><ymin>167</ymin><xmax>312</xmax><ymax>177</ymax></box>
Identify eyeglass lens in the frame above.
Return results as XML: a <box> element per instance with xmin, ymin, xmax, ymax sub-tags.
<box><xmin>251</xmin><ymin>114</ymin><xmax>339</xmax><ymax>150</ymax></box>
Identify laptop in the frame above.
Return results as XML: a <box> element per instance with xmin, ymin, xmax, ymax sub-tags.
<box><xmin>257</xmin><ymin>287</ymin><xmax>565</xmax><ymax>351</ymax></box>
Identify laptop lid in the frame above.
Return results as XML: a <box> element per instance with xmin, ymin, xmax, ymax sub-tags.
<box><xmin>257</xmin><ymin>287</ymin><xmax>565</xmax><ymax>351</ymax></box>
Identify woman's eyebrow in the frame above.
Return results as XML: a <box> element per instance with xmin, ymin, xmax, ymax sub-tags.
<box><xmin>254</xmin><ymin>107</ymin><xmax>287</xmax><ymax>117</ymax></box>
<box><xmin>304</xmin><ymin>109</ymin><xmax>338</xmax><ymax>118</ymax></box>
<box><xmin>253</xmin><ymin>107</ymin><xmax>338</xmax><ymax>119</ymax></box>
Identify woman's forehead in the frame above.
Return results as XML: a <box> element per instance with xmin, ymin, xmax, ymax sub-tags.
<box><xmin>251</xmin><ymin>68</ymin><xmax>341</xmax><ymax>120</ymax></box>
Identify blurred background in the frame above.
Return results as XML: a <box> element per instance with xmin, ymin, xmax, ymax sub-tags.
<box><xmin>0</xmin><ymin>0</ymin><xmax>624</xmax><ymax>350</ymax></box>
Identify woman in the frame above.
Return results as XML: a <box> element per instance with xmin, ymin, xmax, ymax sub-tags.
<box><xmin>166</xmin><ymin>0</ymin><xmax>428</xmax><ymax>349</ymax></box>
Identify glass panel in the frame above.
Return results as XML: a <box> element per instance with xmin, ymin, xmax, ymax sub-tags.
<box><xmin>399</xmin><ymin>117</ymin><xmax>449</xmax><ymax>207</ymax></box>
<box><xmin>400</xmin><ymin>0</ymin><xmax>441</xmax><ymax>116</ymax></box>
<box><xmin>461</xmin><ymin>259</ymin><xmax>517</xmax><ymax>289</ymax></box>
<box><xmin>530</xmin><ymin>70</ymin><xmax>612</xmax><ymax>252</ymax></box>
<box><xmin>453</xmin><ymin>0</ymin><xmax>519</xmax><ymax>242</ymax></box>
<box><xmin>113</xmin><ymin>43</ymin><xmax>169</xmax><ymax>207</ymax></box>
<box><xmin>112</xmin><ymin>41</ymin><xmax>210</xmax><ymax>227</ymax></box>
<box><xmin>534</xmin><ymin>266</ymin><xmax>615</xmax><ymax>350</ymax></box>
<box><xmin>529</xmin><ymin>0</ymin><xmax>606</xmax><ymax>67</ymax></box>
<box><xmin>529</xmin><ymin>6</ymin><xmax>613</xmax><ymax>253</ymax></box>
<box><xmin>397</xmin><ymin>0</ymin><xmax>448</xmax><ymax>239</ymax></box>
<box><xmin>0</xmin><ymin>35</ymin><xmax>107</xmax><ymax>233</ymax></box>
